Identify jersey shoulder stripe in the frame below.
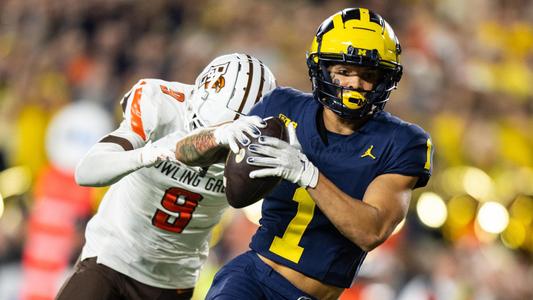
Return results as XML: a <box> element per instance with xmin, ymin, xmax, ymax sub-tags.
<box><xmin>119</xmin><ymin>79</ymin><xmax>193</xmax><ymax>142</ymax></box>
<box><xmin>130</xmin><ymin>80</ymin><xmax>147</xmax><ymax>140</ymax></box>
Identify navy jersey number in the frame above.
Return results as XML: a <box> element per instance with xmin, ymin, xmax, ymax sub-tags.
<box><xmin>269</xmin><ymin>187</ymin><xmax>315</xmax><ymax>263</ymax></box>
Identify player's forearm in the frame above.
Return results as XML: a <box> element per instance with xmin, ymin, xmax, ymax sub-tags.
<box><xmin>75</xmin><ymin>143</ymin><xmax>143</xmax><ymax>187</ymax></box>
<box><xmin>174</xmin><ymin>128</ymin><xmax>228</xmax><ymax>167</ymax></box>
<box><xmin>307</xmin><ymin>174</ymin><xmax>391</xmax><ymax>252</ymax></box>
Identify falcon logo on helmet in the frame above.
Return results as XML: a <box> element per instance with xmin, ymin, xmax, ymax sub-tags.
<box><xmin>306</xmin><ymin>8</ymin><xmax>403</xmax><ymax>119</ymax></box>
<box><xmin>190</xmin><ymin>53</ymin><xmax>277</xmax><ymax>129</ymax></box>
<box><xmin>199</xmin><ymin>62</ymin><xmax>229</xmax><ymax>93</ymax></box>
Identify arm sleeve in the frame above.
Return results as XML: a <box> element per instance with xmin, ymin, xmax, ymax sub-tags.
<box><xmin>75</xmin><ymin>80</ymin><xmax>161</xmax><ymax>187</ymax></box>
<box><xmin>75</xmin><ymin>140</ymin><xmax>143</xmax><ymax>187</ymax></box>
<box><xmin>382</xmin><ymin>124</ymin><xmax>434</xmax><ymax>188</ymax></box>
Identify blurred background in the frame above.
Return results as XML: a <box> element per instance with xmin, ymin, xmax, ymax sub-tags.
<box><xmin>0</xmin><ymin>0</ymin><xmax>532</xmax><ymax>299</ymax></box>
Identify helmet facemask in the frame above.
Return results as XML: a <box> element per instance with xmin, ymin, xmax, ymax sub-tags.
<box><xmin>309</xmin><ymin>56</ymin><xmax>401</xmax><ymax>119</ymax></box>
<box><xmin>306</xmin><ymin>8</ymin><xmax>403</xmax><ymax>120</ymax></box>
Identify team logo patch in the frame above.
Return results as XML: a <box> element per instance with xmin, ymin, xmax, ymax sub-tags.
<box><xmin>278</xmin><ymin>113</ymin><xmax>298</xmax><ymax>128</ymax></box>
<box><xmin>199</xmin><ymin>62</ymin><xmax>229</xmax><ymax>93</ymax></box>
<box><xmin>361</xmin><ymin>145</ymin><xmax>377</xmax><ymax>160</ymax></box>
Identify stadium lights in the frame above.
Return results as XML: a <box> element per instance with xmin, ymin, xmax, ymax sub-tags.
<box><xmin>416</xmin><ymin>192</ymin><xmax>447</xmax><ymax>228</ymax></box>
<box><xmin>0</xmin><ymin>192</ymin><xmax>4</xmax><ymax>219</ymax></box>
<box><xmin>510</xmin><ymin>195</ymin><xmax>533</xmax><ymax>225</ymax></box>
<box><xmin>447</xmin><ymin>195</ymin><xmax>476</xmax><ymax>227</ymax></box>
<box><xmin>463</xmin><ymin>167</ymin><xmax>493</xmax><ymax>201</ymax></box>
<box><xmin>0</xmin><ymin>166</ymin><xmax>32</xmax><ymax>198</ymax></box>
<box><xmin>501</xmin><ymin>219</ymin><xmax>527</xmax><ymax>249</ymax></box>
<box><xmin>477</xmin><ymin>202</ymin><xmax>509</xmax><ymax>234</ymax></box>
<box><xmin>501</xmin><ymin>195</ymin><xmax>533</xmax><ymax>250</ymax></box>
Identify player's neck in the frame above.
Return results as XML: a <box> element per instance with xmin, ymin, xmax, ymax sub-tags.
<box><xmin>322</xmin><ymin>108</ymin><xmax>370</xmax><ymax>135</ymax></box>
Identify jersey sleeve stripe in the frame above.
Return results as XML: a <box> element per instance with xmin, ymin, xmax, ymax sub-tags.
<box><xmin>234</xmin><ymin>54</ymin><xmax>255</xmax><ymax>120</ymax></box>
<box><xmin>99</xmin><ymin>135</ymin><xmax>134</xmax><ymax>151</ymax></box>
<box><xmin>424</xmin><ymin>138</ymin><xmax>432</xmax><ymax>170</ymax></box>
<box><xmin>130</xmin><ymin>81</ymin><xmax>147</xmax><ymax>141</ymax></box>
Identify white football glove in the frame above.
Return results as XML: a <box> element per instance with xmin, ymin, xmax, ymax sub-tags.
<box><xmin>247</xmin><ymin>125</ymin><xmax>319</xmax><ymax>188</ymax></box>
<box><xmin>213</xmin><ymin>115</ymin><xmax>266</xmax><ymax>154</ymax></box>
<box><xmin>139</xmin><ymin>140</ymin><xmax>176</xmax><ymax>167</ymax></box>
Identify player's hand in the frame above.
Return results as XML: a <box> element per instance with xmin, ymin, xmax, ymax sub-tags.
<box><xmin>247</xmin><ymin>126</ymin><xmax>319</xmax><ymax>188</ymax></box>
<box><xmin>139</xmin><ymin>140</ymin><xmax>176</xmax><ymax>167</ymax></box>
<box><xmin>213</xmin><ymin>115</ymin><xmax>266</xmax><ymax>154</ymax></box>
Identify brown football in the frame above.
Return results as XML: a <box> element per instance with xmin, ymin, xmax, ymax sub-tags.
<box><xmin>224</xmin><ymin>117</ymin><xmax>288</xmax><ymax>208</ymax></box>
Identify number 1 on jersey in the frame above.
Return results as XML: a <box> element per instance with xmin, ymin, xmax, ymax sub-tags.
<box><xmin>269</xmin><ymin>187</ymin><xmax>315</xmax><ymax>263</ymax></box>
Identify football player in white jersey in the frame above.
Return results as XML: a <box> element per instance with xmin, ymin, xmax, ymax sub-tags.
<box><xmin>56</xmin><ymin>53</ymin><xmax>276</xmax><ymax>300</ymax></box>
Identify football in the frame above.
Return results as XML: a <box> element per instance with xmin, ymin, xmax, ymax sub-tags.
<box><xmin>224</xmin><ymin>116</ymin><xmax>288</xmax><ymax>208</ymax></box>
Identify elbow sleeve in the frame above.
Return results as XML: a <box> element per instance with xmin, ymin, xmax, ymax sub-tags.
<box><xmin>75</xmin><ymin>143</ymin><xmax>143</xmax><ymax>187</ymax></box>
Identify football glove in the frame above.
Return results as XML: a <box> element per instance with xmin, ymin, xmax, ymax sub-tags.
<box><xmin>247</xmin><ymin>125</ymin><xmax>319</xmax><ymax>188</ymax></box>
<box><xmin>139</xmin><ymin>140</ymin><xmax>176</xmax><ymax>167</ymax></box>
<box><xmin>213</xmin><ymin>115</ymin><xmax>266</xmax><ymax>154</ymax></box>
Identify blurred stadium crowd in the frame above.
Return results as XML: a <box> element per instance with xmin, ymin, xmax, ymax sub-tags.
<box><xmin>0</xmin><ymin>0</ymin><xmax>532</xmax><ymax>299</ymax></box>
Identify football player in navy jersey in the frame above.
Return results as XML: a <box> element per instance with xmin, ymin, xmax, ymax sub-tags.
<box><xmin>205</xmin><ymin>8</ymin><xmax>434</xmax><ymax>300</ymax></box>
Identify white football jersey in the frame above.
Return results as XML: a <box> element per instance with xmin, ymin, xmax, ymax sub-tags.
<box><xmin>81</xmin><ymin>79</ymin><xmax>229</xmax><ymax>289</ymax></box>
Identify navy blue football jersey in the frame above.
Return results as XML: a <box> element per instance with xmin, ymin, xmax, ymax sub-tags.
<box><xmin>248</xmin><ymin>87</ymin><xmax>434</xmax><ymax>288</ymax></box>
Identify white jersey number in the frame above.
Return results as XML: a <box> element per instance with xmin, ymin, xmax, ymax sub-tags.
<box><xmin>151</xmin><ymin>187</ymin><xmax>203</xmax><ymax>233</ymax></box>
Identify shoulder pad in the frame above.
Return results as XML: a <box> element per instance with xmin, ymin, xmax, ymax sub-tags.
<box><xmin>119</xmin><ymin>79</ymin><xmax>160</xmax><ymax>141</ymax></box>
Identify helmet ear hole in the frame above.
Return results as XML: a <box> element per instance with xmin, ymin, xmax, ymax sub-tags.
<box><xmin>200</xmin><ymin>90</ymin><xmax>209</xmax><ymax>100</ymax></box>
<box><xmin>394</xmin><ymin>67</ymin><xmax>403</xmax><ymax>83</ymax></box>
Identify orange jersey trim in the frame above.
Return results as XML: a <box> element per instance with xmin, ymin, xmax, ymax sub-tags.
<box><xmin>160</xmin><ymin>85</ymin><xmax>185</xmax><ymax>102</ymax></box>
<box><xmin>130</xmin><ymin>81</ymin><xmax>147</xmax><ymax>140</ymax></box>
